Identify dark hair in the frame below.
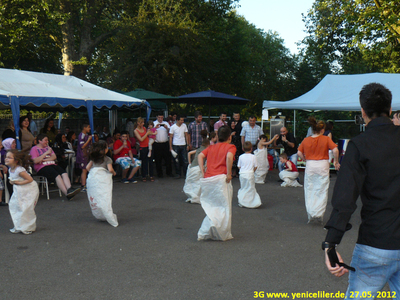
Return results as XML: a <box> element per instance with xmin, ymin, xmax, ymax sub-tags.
<box><xmin>7</xmin><ymin>149</ymin><xmax>32</xmax><ymax>169</ymax></box>
<box><xmin>243</xmin><ymin>141</ymin><xmax>252</xmax><ymax>152</ymax></box>
<box><xmin>113</xmin><ymin>130</ymin><xmax>120</xmax><ymax>136</ymax></box>
<box><xmin>66</xmin><ymin>131</ymin><xmax>75</xmax><ymax>142</ymax></box>
<box><xmin>194</xmin><ymin>111</ymin><xmax>202</xmax><ymax>118</ymax></box>
<box><xmin>176</xmin><ymin>115</ymin><xmax>184</xmax><ymax>121</ymax></box>
<box><xmin>82</xmin><ymin>123</ymin><xmax>90</xmax><ymax>130</ymax></box>
<box><xmin>325</xmin><ymin>121</ymin><xmax>334</xmax><ymax>131</ymax></box>
<box><xmin>209</xmin><ymin>131</ymin><xmax>216</xmax><ymax>140</ymax></box>
<box><xmin>308</xmin><ymin>116</ymin><xmax>325</xmax><ymax>134</ymax></box>
<box><xmin>359</xmin><ymin>83</ymin><xmax>392</xmax><ymax>118</ymax></box>
<box><xmin>259</xmin><ymin>134</ymin><xmax>268</xmax><ymax>140</ymax></box>
<box><xmin>42</xmin><ymin>118</ymin><xmax>56</xmax><ymax>134</ymax></box>
<box><xmin>37</xmin><ymin>133</ymin><xmax>48</xmax><ymax>142</ymax></box>
<box><xmin>220</xmin><ymin>112</ymin><xmax>227</xmax><ymax>116</ymax></box>
<box><xmin>19</xmin><ymin>115</ymin><xmax>31</xmax><ymax>131</ymax></box>
<box><xmin>89</xmin><ymin>140</ymin><xmax>107</xmax><ymax>164</ymax></box>
<box><xmin>218</xmin><ymin>126</ymin><xmax>231</xmax><ymax>142</ymax></box>
<box><xmin>200</xmin><ymin>130</ymin><xmax>209</xmax><ymax>147</ymax></box>
<box><xmin>249</xmin><ymin>116</ymin><xmax>256</xmax><ymax>120</ymax></box>
<box><xmin>120</xmin><ymin>130</ymin><xmax>128</xmax><ymax>136</ymax></box>
<box><xmin>55</xmin><ymin>133</ymin><xmax>66</xmax><ymax>147</ymax></box>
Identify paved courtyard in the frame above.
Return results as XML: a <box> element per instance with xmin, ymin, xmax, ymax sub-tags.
<box><xmin>0</xmin><ymin>170</ymin><xmax>363</xmax><ymax>300</ymax></box>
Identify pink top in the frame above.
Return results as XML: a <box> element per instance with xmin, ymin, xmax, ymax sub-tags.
<box><xmin>149</xmin><ymin>127</ymin><xmax>157</xmax><ymax>140</ymax></box>
<box><xmin>30</xmin><ymin>145</ymin><xmax>56</xmax><ymax>172</ymax></box>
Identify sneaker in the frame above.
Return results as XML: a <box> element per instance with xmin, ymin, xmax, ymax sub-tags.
<box><xmin>67</xmin><ymin>187</ymin><xmax>81</xmax><ymax>200</ymax></box>
<box><xmin>10</xmin><ymin>228</ymin><xmax>21</xmax><ymax>234</ymax></box>
<box><xmin>120</xmin><ymin>178</ymin><xmax>129</xmax><ymax>183</ymax></box>
<box><xmin>0</xmin><ymin>201</ymin><xmax>8</xmax><ymax>206</ymax></box>
<box><xmin>80</xmin><ymin>185</ymin><xmax>87</xmax><ymax>192</ymax></box>
<box><xmin>22</xmin><ymin>231</ymin><xmax>33</xmax><ymax>235</ymax></box>
<box><xmin>128</xmin><ymin>178</ymin><xmax>138</xmax><ymax>183</ymax></box>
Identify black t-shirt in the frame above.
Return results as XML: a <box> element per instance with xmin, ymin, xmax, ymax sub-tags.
<box><xmin>276</xmin><ymin>132</ymin><xmax>297</xmax><ymax>156</ymax></box>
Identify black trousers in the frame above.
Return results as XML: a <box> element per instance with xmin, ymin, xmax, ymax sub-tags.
<box><xmin>153</xmin><ymin>142</ymin><xmax>172</xmax><ymax>177</ymax></box>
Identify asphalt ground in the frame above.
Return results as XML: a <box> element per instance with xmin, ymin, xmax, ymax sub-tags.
<box><xmin>0</xmin><ymin>169</ymin><xmax>366</xmax><ymax>300</ymax></box>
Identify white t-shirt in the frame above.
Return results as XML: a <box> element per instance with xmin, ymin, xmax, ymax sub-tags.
<box><xmin>169</xmin><ymin>123</ymin><xmax>188</xmax><ymax>146</ymax></box>
<box><xmin>9</xmin><ymin>166</ymin><xmax>27</xmax><ymax>181</ymax></box>
<box><xmin>153</xmin><ymin>120</ymin><xmax>170</xmax><ymax>143</ymax></box>
<box><xmin>237</xmin><ymin>153</ymin><xmax>258</xmax><ymax>172</ymax></box>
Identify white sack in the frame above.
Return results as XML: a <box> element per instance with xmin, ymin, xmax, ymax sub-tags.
<box><xmin>9</xmin><ymin>180</ymin><xmax>39</xmax><ymax>233</ymax></box>
<box><xmin>183</xmin><ymin>165</ymin><xmax>202</xmax><ymax>204</ymax></box>
<box><xmin>304</xmin><ymin>160</ymin><xmax>330</xmax><ymax>220</ymax></box>
<box><xmin>87</xmin><ymin>167</ymin><xmax>118</xmax><ymax>227</ymax></box>
<box><xmin>198</xmin><ymin>174</ymin><xmax>233</xmax><ymax>241</ymax></box>
<box><xmin>238</xmin><ymin>170</ymin><xmax>261</xmax><ymax>208</ymax></box>
<box><xmin>279</xmin><ymin>170</ymin><xmax>302</xmax><ymax>187</ymax></box>
<box><xmin>254</xmin><ymin>148</ymin><xmax>269</xmax><ymax>184</ymax></box>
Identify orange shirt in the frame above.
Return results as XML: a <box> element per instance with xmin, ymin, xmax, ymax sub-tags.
<box><xmin>298</xmin><ymin>135</ymin><xmax>337</xmax><ymax>160</ymax></box>
<box><xmin>201</xmin><ymin>143</ymin><xmax>236</xmax><ymax>178</ymax></box>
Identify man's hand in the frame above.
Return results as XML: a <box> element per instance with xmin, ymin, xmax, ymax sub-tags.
<box><xmin>281</xmin><ymin>135</ymin><xmax>287</xmax><ymax>142</ymax></box>
<box><xmin>324</xmin><ymin>249</ymin><xmax>349</xmax><ymax>277</ymax></box>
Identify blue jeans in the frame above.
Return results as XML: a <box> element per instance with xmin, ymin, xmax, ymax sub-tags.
<box><xmin>345</xmin><ymin>244</ymin><xmax>400</xmax><ymax>299</ymax></box>
<box><xmin>173</xmin><ymin>145</ymin><xmax>188</xmax><ymax>176</ymax></box>
<box><xmin>278</xmin><ymin>153</ymin><xmax>298</xmax><ymax>171</ymax></box>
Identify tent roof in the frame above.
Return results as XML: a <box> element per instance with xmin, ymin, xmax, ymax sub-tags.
<box><xmin>125</xmin><ymin>88</ymin><xmax>177</xmax><ymax>101</ymax></box>
<box><xmin>0</xmin><ymin>68</ymin><xmax>147</xmax><ymax>110</ymax></box>
<box><xmin>263</xmin><ymin>73</ymin><xmax>400</xmax><ymax>111</ymax></box>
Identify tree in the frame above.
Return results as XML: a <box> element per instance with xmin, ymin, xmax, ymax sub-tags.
<box><xmin>302</xmin><ymin>0</ymin><xmax>400</xmax><ymax>74</ymax></box>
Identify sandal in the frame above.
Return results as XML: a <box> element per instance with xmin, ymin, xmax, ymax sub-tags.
<box><xmin>142</xmin><ymin>177</ymin><xmax>147</xmax><ymax>182</ymax></box>
<box><xmin>150</xmin><ymin>177</ymin><xmax>155</xmax><ymax>182</ymax></box>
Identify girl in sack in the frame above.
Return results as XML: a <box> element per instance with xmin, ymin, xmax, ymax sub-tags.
<box><xmin>86</xmin><ymin>140</ymin><xmax>118</xmax><ymax>227</ymax></box>
<box><xmin>6</xmin><ymin>149</ymin><xmax>39</xmax><ymax>235</ymax></box>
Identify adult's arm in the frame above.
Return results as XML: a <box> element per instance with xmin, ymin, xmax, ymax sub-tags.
<box><xmin>324</xmin><ymin>141</ymin><xmax>364</xmax><ymax>245</ymax></box>
<box><xmin>134</xmin><ymin>129</ymin><xmax>150</xmax><ymax>142</ymax></box>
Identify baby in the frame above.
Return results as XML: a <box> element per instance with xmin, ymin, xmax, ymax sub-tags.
<box><xmin>147</xmin><ymin>120</ymin><xmax>157</xmax><ymax>157</ymax></box>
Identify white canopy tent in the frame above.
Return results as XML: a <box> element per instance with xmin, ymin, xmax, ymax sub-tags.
<box><xmin>0</xmin><ymin>68</ymin><xmax>150</xmax><ymax>148</ymax></box>
<box><xmin>263</xmin><ymin>73</ymin><xmax>400</xmax><ymax>135</ymax></box>
<box><xmin>263</xmin><ymin>73</ymin><xmax>400</xmax><ymax>111</ymax></box>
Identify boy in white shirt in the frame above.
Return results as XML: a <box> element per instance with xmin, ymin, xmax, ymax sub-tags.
<box><xmin>237</xmin><ymin>141</ymin><xmax>262</xmax><ymax>208</ymax></box>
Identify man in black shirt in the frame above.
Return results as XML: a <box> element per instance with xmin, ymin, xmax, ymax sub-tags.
<box><xmin>274</xmin><ymin>127</ymin><xmax>297</xmax><ymax>171</ymax></box>
<box><xmin>323</xmin><ymin>83</ymin><xmax>400</xmax><ymax>297</ymax></box>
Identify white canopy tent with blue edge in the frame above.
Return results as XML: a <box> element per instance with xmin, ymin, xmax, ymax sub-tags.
<box><xmin>262</xmin><ymin>73</ymin><xmax>400</xmax><ymax>135</ymax></box>
<box><xmin>0</xmin><ymin>68</ymin><xmax>151</xmax><ymax>149</ymax></box>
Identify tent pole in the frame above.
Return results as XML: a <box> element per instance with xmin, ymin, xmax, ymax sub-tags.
<box><xmin>294</xmin><ymin>110</ymin><xmax>296</xmax><ymax>137</ymax></box>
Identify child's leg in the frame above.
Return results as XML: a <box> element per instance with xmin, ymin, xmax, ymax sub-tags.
<box><xmin>81</xmin><ymin>168</ymin><xmax>88</xmax><ymax>187</ymax></box>
<box><xmin>148</xmin><ymin>139</ymin><xmax>154</xmax><ymax>157</ymax></box>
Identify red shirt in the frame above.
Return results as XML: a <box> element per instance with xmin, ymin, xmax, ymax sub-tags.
<box><xmin>135</xmin><ymin>128</ymin><xmax>149</xmax><ymax>148</ymax></box>
<box><xmin>285</xmin><ymin>160</ymin><xmax>298</xmax><ymax>172</ymax></box>
<box><xmin>201</xmin><ymin>143</ymin><xmax>236</xmax><ymax>178</ymax></box>
<box><xmin>113</xmin><ymin>139</ymin><xmax>131</xmax><ymax>160</ymax></box>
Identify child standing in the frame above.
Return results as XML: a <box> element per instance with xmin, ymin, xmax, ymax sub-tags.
<box><xmin>147</xmin><ymin>120</ymin><xmax>157</xmax><ymax>158</ymax></box>
<box><xmin>86</xmin><ymin>140</ymin><xmax>118</xmax><ymax>227</ymax></box>
<box><xmin>254</xmin><ymin>134</ymin><xmax>278</xmax><ymax>184</ymax></box>
<box><xmin>237</xmin><ymin>141</ymin><xmax>262</xmax><ymax>208</ymax></box>
<box><xmin>6</xmin><ymin>150</ymin><xmax>39</xmax><ymax>234</ymax></box>
<box><xmin>183</xmin><ymin>130</ymin><xmax>209</xmax><ymax>204</ymax></box>
<box><xmin>209</xmin><ymin>131</ymin><xmax>217</xmax><ymax>145</ymax></box>
<box><xmin>76</xmin><ymin>123</ymin><xmax>92</xmax><ymax>192</ymax></box>
<box><xmin>197</xmin><ymin>126</ymin><xmax>236</xmax><ymax>241</ymax></box>
<box><xmin>279</xmin><ymin>153</ymin><xmax>302</xmax><ymax>187</ymax></box>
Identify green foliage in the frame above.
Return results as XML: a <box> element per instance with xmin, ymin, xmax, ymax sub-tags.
<box><xmin>302</xmin><ymin>0</ymin><xmax>400</xmax><ymax>74</ymax></box>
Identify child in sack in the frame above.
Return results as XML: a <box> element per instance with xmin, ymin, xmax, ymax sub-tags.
<box><xmin>237</xmin><ymin>141</ymin><xmax>261</xmax><ymax>208</ymax></box>
<box><xmin>6</xmin><ymin>149</ymin><xmax>39</xmax><ymax>234</ymax></box>
<box><xmin>279</xmin><ymin>153</ymin><xmax>302</xmax><ymax>187</ymax></box>
<box><xmin>86</xmin><ymin>140</ymin><xmax>118</xmax><ymax>227</ymax></box>
<box><xmin>184</xmin><ymin>130</ymin><xmax>210</xmax><ymax>204</ymax></box>
<box><xmin>197</xmin><ymin>126</ymin><xmax>236</xmax><ymax>241</ymax></box>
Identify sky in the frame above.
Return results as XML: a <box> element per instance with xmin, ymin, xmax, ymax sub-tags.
<box><xmin>235</xmin><ymin>0</ymin><xmax>315</xmax><ymax>54</ymax></box>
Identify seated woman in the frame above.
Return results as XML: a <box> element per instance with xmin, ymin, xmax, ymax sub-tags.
<box><xmin>29</xmin><ymin>134</ymin><xmax>81</xmax><ymax>200</ymax></box>
<box><xmin>53</xmin><ymin>133</ymin><xmax>69</xmax><ymax>171</ymax></box>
